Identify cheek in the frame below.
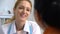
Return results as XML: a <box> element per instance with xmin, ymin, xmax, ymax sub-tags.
<box><xmin>26</xmin><ymin>12</ymin><xmax>30</xmax><ymax>16</ymax></box>
<box><xmin>16</xmin><ymin>9</ymin><xmax>21</xmax><ymax>14</ymax></box>
<box><xmin>14</xmin><ymin>10</ymin><xmax>20</xmax><ymax>16</ymax></box>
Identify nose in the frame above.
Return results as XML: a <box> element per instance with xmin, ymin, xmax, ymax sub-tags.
<box><xmin>22</xmin><ymin>9</ymin><xmax>26</xmax><ymax>14</ymax></box>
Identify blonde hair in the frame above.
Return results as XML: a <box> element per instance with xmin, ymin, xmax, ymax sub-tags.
<box><xmin>5</xmin><ymin>0</ymin><xmax>32</xmax><ymax>24</ymax></box>
<box><xmin>14</xmin><ymin>0</ymin><xmax>32</xmax><ymax>8</ymax></box>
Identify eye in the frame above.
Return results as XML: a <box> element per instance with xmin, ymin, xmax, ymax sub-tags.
<box><xmin>27</xmin><ymin>9</ymin><xmax>30</xmax><ymax>11</ymax></box>
<box><xmin>18</xmin><ymin>7</ymin><xmax>23</xmax><ymax>9</ymax></box>
<box><xmin>26</xmin><ymin>8</ymin><xmax>31</xmax><ymax>12</ymax></box>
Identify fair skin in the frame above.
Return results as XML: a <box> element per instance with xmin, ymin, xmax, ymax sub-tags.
<box><xmin>13</xmin><ymin>0</ymin><xmax>31</xmax><ymax>32</ymax></box>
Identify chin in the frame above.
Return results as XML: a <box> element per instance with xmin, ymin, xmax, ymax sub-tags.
<box><xmin>19</xmin><ymin>18</ymin><xmax>26</xmax><ymax>21</ymax></box>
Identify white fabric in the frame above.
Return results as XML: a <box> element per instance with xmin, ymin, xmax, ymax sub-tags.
<box><xmin>2</xmin><ymin>20</ymin><xmax>41</xmax><ymax>34</ymax></box>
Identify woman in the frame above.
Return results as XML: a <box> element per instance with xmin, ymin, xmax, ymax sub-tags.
<box><xmin>34</xmin><ymin>0</ymin><xmax>60</xmax><ymax>34</ymax></box>
<box><xmin>2</xmin><ymin>0</ymin><xmax>41</xmax><ymax>34</ymax></box>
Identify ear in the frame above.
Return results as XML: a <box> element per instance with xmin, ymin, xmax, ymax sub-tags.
<box><xmin>13</xmin><ymin>8</ymin><xmax>15</xmax><ymax>14</ymax></box>
<box><xmin>13</xmin><ymin>8</ymin><xmax>15</xmax><ymax>12</ymax></box>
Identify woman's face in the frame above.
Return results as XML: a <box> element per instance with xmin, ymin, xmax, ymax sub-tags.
<box><xmin>14</xmin><ymin>1</ymin><xmax>31</xmax><ymax>21</ymax></box>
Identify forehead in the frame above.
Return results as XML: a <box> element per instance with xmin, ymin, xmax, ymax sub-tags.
<box><xmin>17</xmin><ymin>1</ymin><xmax>31</xmax><ymax>8</ymax></box>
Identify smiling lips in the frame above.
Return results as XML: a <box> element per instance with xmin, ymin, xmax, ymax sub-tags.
<box><xmin>20</xmin><ymin>13</ymin><xmax>27</xmax><ymax>18</ymax></box>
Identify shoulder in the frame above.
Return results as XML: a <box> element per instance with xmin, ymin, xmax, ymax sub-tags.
<box><xmin>2</xmin><ymin>23</ymin><xmax>11</xmax><ymax>34</ymax></box>
<box><xmin>2</xmin><ymin>21</ymin><xmax>15</xmax><ymax>28</ymax></box>
<box><xmin>26</xmin><ymin>20</ymin><xmax>40</xmax><ymax>27</ymax></box>
<box><xmin>2</xmin><ymin>23</ymin><xmax>11</xmax><ymax>28</ymax></box>
<box><xmin>26</xmin><ymin>20</ymin><xmax>37</xmax><ymax>24</ymax></box>
<box><xmin>2</xmin><ymin>21</ymin><xmax>14</xmax><ymax>34</ymax></box>
<box><xmin>26</xmin><ymin>20</ymin><xmax>41</xmax><ymax>34</ymax></box>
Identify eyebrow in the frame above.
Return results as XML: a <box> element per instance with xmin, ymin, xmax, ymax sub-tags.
<box><xmin>27</xmin><ymin>7</ymin><xmax>31</xmax><ymax>11</ymax></box>
<box><xmin>19</xmin><ymin>5</ymin><xmax>31</xmax><ymax>10</ymax></box>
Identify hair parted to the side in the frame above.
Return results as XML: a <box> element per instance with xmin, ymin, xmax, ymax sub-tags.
<box><xmin>14</xmin><ymin>0</ymin><xmax>32</xmax><ymax>8</ymax></box>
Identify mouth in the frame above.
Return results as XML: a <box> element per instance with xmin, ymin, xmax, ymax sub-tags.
<box><xmin>20</xmin><ymin>14</ymin><xmax>26</xmax><ymax>18</ymax></box>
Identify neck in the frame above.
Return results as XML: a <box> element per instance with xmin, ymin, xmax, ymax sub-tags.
<box><xmin>15</xmin><ymin>20</ymin><xmax>26</xmax><ymax>31</ymax></box>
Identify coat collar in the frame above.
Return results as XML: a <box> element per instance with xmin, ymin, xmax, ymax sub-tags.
<box><xmin>11</xmin><ymin>21</ymin><xmax>30</xmax><ymax>34</ymax></box>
